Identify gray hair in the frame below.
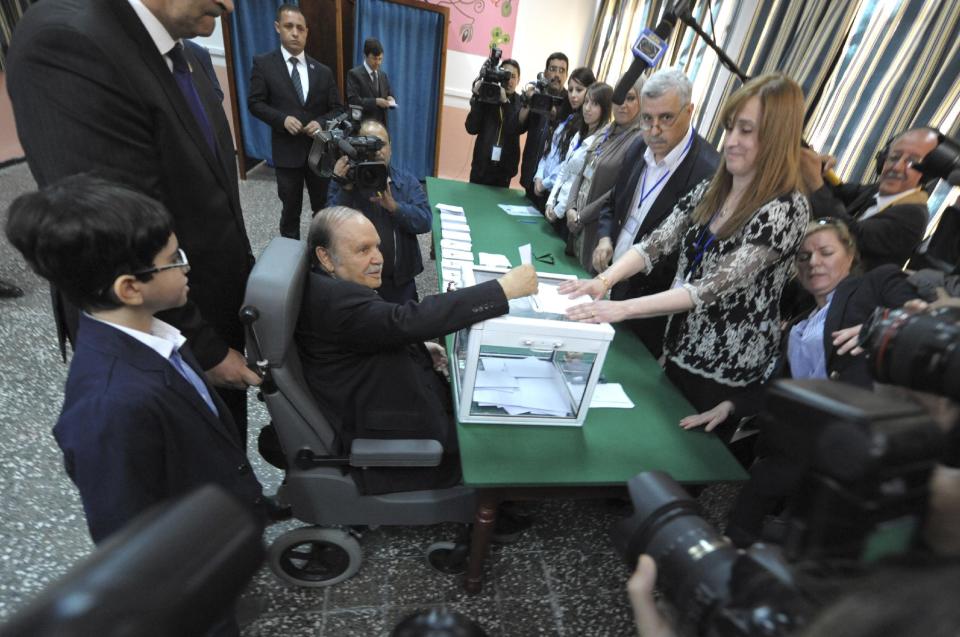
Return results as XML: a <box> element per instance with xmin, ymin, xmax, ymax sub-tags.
<box><xmin>308</xmin><ymin>206</ymin><xmax>365</xmax><ymax>265</ymax></box>
<box><xmin>641</xmin><ymin>68</ymin><xmax>692</xmax><ymax>105</ymax></box>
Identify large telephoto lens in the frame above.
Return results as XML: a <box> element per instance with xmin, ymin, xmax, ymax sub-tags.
<box><xmin>613</xmin><ymin>471</ymin><xmax>740</xmax><ymax>633</ymax></box>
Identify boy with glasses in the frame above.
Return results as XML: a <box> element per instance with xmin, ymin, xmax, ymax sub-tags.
<box><xmin>5</xmin><ymin>175</ymin><xmax>266</xmax><ymax>546</ymax></box>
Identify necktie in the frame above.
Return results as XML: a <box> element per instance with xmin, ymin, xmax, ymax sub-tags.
<box><xmin>290</xmin><ymin>57</ymin><xmax>305</xmax><ymax>105</ymax></box>
<box><xmin>167</xmin><ymin>43</ymin><xmax>217</xmax><ymax>155</ymax></box>
<box><xmin>372</xmin><ymin>70</ymin><xmax>379</xmax><ymax>95</ymax></box>
<box><xmin>169</xmin><ymin>348</ymin><xmax>219</xmax><ymax>416</ymax></box>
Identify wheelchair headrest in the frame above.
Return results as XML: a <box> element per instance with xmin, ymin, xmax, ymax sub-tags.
<box><xmin>243</xmin><ymin>237</ymin><xmax>308</xmax><ymax>365</ymax></box>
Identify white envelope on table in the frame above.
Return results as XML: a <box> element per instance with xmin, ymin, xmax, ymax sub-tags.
<box><xmin>440</xmin><ymin>238</ymin><xmax>472</xmax><ymax>252</ymax></box>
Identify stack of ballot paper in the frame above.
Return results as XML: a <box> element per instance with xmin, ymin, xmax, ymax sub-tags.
<box><xmin>529</xmin><ymin>282</ymin><xmax>591</xmax><ymax>315</ymax></box>
<box><xmin>472</xmin><ymin>356</ymin><xmax>572</xmax><ymax>417</ymax></box>
<box><xmin>436</xmin><ymin>203</ymin><xmax>473</xmax><ymax>287</ymax></box>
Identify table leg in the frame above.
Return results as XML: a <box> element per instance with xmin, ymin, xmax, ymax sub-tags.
<box><xmin>464</xmin><ymin>490</ymin><xmax>499</xmax><ymax>594</ymax></box>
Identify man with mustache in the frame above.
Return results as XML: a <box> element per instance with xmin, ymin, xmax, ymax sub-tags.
<box><xmin>7</xmin><ymin>0</ymin><xmax>261</xmax><ymax>439</ymax></box>
<box><xmin>296</xmin><ymin>207</ymin><xmax>538</xmax><ymax>494</ymax></box>
<box><xmin>516</xmin><ymin>52</ymin><xmax>570</xmax><ymax>207</ymax></box>
<box><xmin>802</xmin><ymin>127</ymin><xmax>939</xmax><ymax>270</ymax></box>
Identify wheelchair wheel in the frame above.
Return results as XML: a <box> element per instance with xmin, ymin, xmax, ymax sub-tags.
<box><xmin>268</xmin><ymin>527</ymin><xmax>362</xmax><ymax>587</ymax></box>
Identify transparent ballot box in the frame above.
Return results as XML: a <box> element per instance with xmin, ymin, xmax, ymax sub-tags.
<box><xmin>452</xmin><ymin>266</ymin><xmax>615</xmax><ymax>426</ymax></box>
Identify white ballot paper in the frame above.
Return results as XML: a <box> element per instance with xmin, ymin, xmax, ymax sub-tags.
<box><xmin>436</xmin><ymin>203</ymin><xmax>465</xmax><ymax>214</ymax></box>
<box><xmin>478</xmin><ymin>252</ymin><xmax>512</xmax><ymax>268</ymax></box>
<box><xmin>441</xmin><ymin>219</ymin><xmax>471</xmax><ymax>233</ymax></box>
<box><xmin>518</xmin><ymin>243</ymin><xmax>532</xmax><ymax>265</ymax></box>
<box><xmin>499</xmin><ymin>204</ymin><xmax>541</xmax><ymax>217</ymax></box>
<box><xmin>530</xmin><ymin>282</ymin><xmax>591</xmax><ymax>314</ymax></box>
<box><xmin>441</xmin><ymin>230</ymin><xmax>472</xmax><ymax>242</ymax></box>
<box><xmin>442</xmin><ymin>247</ymin><xmax>474</xmax><ymax>261</ymax></box>
<box><xmin>440</xmin><ymin>212</ymin><xmax>467</xmax><ymax>224</ymax></box>
<box><xmin>589</xmin><ymin>383</ymin><xmax>634</xmax><ymax>408</ymax></box>
<box><xmin>440</xmin><ymin>238</ymin><xmax>472</xmax><ymax>252</ymax></box>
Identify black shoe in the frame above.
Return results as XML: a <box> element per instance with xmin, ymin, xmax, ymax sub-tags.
<box><xmin>0</xmin><ymin>279</ymin><xmax>23</xmax><ymax>299</ymax></box>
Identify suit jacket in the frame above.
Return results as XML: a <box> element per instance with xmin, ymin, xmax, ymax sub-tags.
<box><xmin>346</xmin><ymin>64</ymin><xmax>393</xmax><ymax>125</ymax></box>
<box><xmin>296</xmin><ymin>272</ymin><xmax>508</xmax><ymax>493</ymax></box>
<box><xmin>184</xmin><ymin>39</ymin><xmax>222</xmax><ymax>101</ymax></box>
<box><xmin>595</xmin><ymin>134</ymin><xmax>720</xmax><ymax>356</ymax></box>
<box><xmin>7</xmin><ymin>0</ymin><xmax>252</xmax><ymax>369</ymax></box>
<box><xmin>248</xmin><ymin>49</ymin><xmax>343</xmax><ymax>168</ymax></box>
<box><xmin>55</xmin><ymin>315</ymin><xmax>264</xmax><ymax>544</ymax></box>
<box><xmin>731</xmin><ymin>265</ymin><xmax>918</xmax><ymax>417</ymax></box>
<box><xmin>809</xmin><ymin>182</ymin><xmax>929</xmax><ymax>271</ymax></box>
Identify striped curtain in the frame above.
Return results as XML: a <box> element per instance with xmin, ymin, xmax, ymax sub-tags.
<box><xmin>587</xmin><ymin>0</ymin><xmax>960</xmax><ymax>215</ymax></box>
<box><xmin>0</xmin><ymin>0</ymin><xmax>36</xmax><ymax>71</ymax></box>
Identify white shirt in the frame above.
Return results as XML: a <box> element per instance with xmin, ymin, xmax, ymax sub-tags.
<box><xmin>614</xmin><ymin>126</ymin><xmax>695</xmax><ymax>261</ymax></box>
<box><xmin>859</xmin><ymin>187</ymin><xmax>921</xmax><ymax>222</ymax></box>
<box><xmin>85</xmin><ymin>312</ymin><xmax>186</xmax><ymax>359</ymax></box>
<box><xmin>282</xmin><ymin>46</ymin><xmax>309</xmax><ymax>98</ymax></box>
<box><xmin>127</xmin><ymin>0</ymin><xmax>177</xmax><ymax>72</ymax></box>
<box><xmin>363</xmin><ymin>60</ymin><xmax>379</xmax><ymax>84</ymax></box>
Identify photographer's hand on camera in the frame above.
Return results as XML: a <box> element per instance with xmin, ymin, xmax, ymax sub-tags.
<box><xmin>333</xmin><ymin>155</ymin><xmax>352</xmax><ymax>188</ymax></box>
<box><xmin>628</xmin><ymin>555</ymin><xmax>678</xmax><ymax>637</ymax></box>
<box><xmin>369</xmin><ymin>186</ymin><xmax>398</xmax><ymax>213</ymax></box>
<box><xmin>832</xmin><ymin>324</ymin><xmax>864</xmax><ymax>356</ymax></box>
<box><xmin>284</xmin><ymin>115</ymin><xmax>304</xmax><ymax>135</ymax></box>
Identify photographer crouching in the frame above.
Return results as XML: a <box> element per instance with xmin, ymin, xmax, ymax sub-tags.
<box><xmin>465</xmin><ymin>48</ymin><xmax>522</xmax><ymax>188</ymax></box>
<box><xmin>328</xmin><ymin>120</ymin><xmax>432</xmax><ymax>303</ymax></box>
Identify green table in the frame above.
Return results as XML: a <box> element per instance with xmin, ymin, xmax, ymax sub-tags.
<box><xmin>426</xmin><ymin>178</ymin><xmax>746</xmax><ymax>592</ymax></box>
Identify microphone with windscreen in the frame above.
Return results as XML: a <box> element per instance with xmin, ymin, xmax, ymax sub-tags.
<box><xmin>611</xmin><ymin>1</ymin><xmax>690</xmax><ymax>105</ymax></box>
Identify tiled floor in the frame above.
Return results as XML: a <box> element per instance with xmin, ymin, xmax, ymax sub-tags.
<box><xmin>0</xmin><ymin>161</ymin><xmax>739</xmax><ymax>636</ymax></box>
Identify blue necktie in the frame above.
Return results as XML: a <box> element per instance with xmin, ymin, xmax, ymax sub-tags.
<box><xmin>169</xmin><ymin>348</ymin><xmax>219</xmax><ymax>416</ymax></box>
<box><xmin>290</xmin><ymin>57</ymin><xmax>305</xmax><ymax>105</ymax></box>
<box><xmin>168</xmin><ymin>43</ymin><xmax>217</xmax><ymax>154</ymax></box>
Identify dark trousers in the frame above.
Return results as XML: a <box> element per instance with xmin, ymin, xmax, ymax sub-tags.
<box><xmin>276</xmin><ymin>165</ymin><xmax>329</xmax><ymax>240</ymax></box>
<box><xmin>470</xmin><ymin>173</ymin><xmax>512</xmax><ymax>188</ymax></box>
<box><xmin>377</xmin><ymin>278</ymin><xmax>418</xmax><ymax>304</ymax></box>
<box><xmin>664</xmin><ymin>360</ymin><xmax>758</xmax><ymax>467</ymax></box>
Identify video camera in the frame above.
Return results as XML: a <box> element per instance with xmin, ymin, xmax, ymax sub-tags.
<box><xmin>523</xmin><ymin>72</ymin><xmax>564</xmax><ymax>115</ymax></box>
<box><xmin>911</xmin><ymin>134</ymin><xmax>960</xmax><ymax>186</ymax></box>
<box><xmin>613</xmin><ymin>379</ymin><xmax>945</xmax><ymax>637</ymax></box>
<box><xmin>307</xmin><ymin>109</ymin><xmax>389</xmax><ymax>192</ymax></box>
<box><xmin>476</xmin><ymin>46</ymin><xmax>512</xmax><ymax>105</ymax></box>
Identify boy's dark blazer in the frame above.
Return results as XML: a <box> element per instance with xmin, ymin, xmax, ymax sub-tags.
<box><xmin>54</xmin><ymin>315</ymin><xmax>263</xmax><ymax>544</ymax></box>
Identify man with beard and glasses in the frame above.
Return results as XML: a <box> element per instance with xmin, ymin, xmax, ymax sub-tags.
<box><xmin>801</xmin><ymin>127</ymin><xmax>939</xmax><ymax>271</ymax></box>
<box><xmin>516</xmin><ymin>52</ymin><xmax>570</xmax><ymax>207</ymax></box>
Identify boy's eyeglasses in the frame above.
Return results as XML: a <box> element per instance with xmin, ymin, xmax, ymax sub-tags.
<box><xmin>133</xmin><ymin>248</ymin><xmax>189</xmax><ymax>277</ymax></box>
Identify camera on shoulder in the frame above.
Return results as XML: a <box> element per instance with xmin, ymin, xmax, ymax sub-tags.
<box><xmin>307</xmin><ymin>109</ymin><xmax>388</xmax><ymax>192</ymax></box>
<box><xmin>476</xmin><ymin>45</ymin><xmax>512</xmax><ymax>105</ymax></box>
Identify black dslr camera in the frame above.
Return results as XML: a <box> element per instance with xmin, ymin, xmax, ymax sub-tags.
<box><xmin>613</xmin><ymin>379</ymin><xmax>945</xmax><ymax>637</ymax></box>
<box><xmin>476</xmin><ymin>46</ymin><xmax>512</xmax><ymax>105</ymax></box>
<box><xmin>524</xmin><ymin>72</ymin><xmax>564</xmax><ymax>115</ymax></box>
<box><xmin>307</xmin><ymin>110</ymin><xmax>389</xmax><ymax>192</ymax></box>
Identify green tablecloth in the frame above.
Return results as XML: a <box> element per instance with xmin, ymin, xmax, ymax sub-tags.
<box><xmin>427</xmin><ymin>177</ymin><xmax>747</xmax><ymax>486</ymax></box>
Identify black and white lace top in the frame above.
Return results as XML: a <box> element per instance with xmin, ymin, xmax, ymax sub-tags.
<box><xmin>634</xmin><ymin>180</ymin><xmax>810</xmax><ymax>387</ymax></box>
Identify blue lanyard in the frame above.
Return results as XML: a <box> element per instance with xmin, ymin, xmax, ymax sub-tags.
<box><xmin>592</xmin><ymin>125</ymin><xmax>616</xmax><ymax>159</ymax></box>
<box><xmin>637</xmin><ymin>131</ymin><xmax>695</xmax><ymax>209</ymax></box>
<box><xmin>684</xmin><ymin>210</ymin><xmax>719</xmax><ymax>282</ymax></box>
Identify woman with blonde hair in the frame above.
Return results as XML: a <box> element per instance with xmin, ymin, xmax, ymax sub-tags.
<box><xmin>561</xmin><ymin>73</ymin><xmax>811</xmax><ymax>446</ymax></box>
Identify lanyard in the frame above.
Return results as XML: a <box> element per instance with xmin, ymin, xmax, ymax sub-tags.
<box><xmin>636</xmin><ymin>131</ymin><xmax>695</xmax><ymax>210</ymax></box>
<box><xmin>684</xmin><ymin>210</ymin><xmax>719</xmax><ymax>282</ymax></box>
<box><xmin>592</xmin><ymin>125</ymin><xmax>616</xmax><ymax>159</ymax></box>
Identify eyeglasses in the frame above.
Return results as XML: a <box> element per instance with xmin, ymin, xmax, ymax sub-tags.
<box><xmin>133</xmin><ymin>248</ymin><xmax>189</xmax><ymax>277</ymax></box>
<box><xmin>546</xmin><ymin>64</ymin><xmax>566</xmax><ymax>74</ymax></box>
<box><xmin>639</xmin><ymin>109</ymin><xmax>687</xmax><ymax>131</ymax></box>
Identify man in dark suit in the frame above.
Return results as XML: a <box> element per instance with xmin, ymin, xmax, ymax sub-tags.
<box><xmin>6</xmin><ymin>0</ymin><xmax>260</xmax><ymax>436</ymax></box>
<box><xmin>296</xmin><ymin>207</ymin><xmax>537</xmax><ymax>494</ymax></box>
<box><xmin>346</xmin><ymin>37</ymin><xmax>396</xmax><ymax>127</ymax></box>
<box><xmin>593</xmin><ymin>70</ymin><xmax>720</xmax><ymax>358</ymax></box>
<box><xmin>802</xmin><ymin>127</ymin><xmax>939</xmax><ymax>271</ymax></box>
<box><xmin>465</xmin><ymin>58</ymin><xmax>522</xmax><ymax>187</ymax></box>
<box><xmin>249</xmin><ymin>4</ymin><xmax>343</xmax><ymax>240</ymax></box>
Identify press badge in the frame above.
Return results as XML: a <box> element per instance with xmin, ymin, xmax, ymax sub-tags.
<box><xmin>491</xmin><ymin>146</ymin><xmax>502</xmax><ymax>162</ymax></box>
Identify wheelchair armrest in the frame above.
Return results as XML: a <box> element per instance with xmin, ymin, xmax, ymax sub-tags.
<box><xmin>349</xmin><ymin>439</ymin><xmax>443</xmax><ymax>467</ymax></box>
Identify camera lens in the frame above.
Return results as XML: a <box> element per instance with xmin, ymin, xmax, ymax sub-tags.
<box><xmin>613</xmin><ymin>471</ymin><xmax>740</xmax><ymax>632</ymax></box>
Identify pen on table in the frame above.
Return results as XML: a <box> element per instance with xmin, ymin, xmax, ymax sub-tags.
<box><xmin>518</xmin><ymin>220</ymin><xmax>538</xmax><ymax>224</ymax></box>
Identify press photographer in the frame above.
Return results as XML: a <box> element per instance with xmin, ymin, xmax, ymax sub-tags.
<box><xmin>465</xmin><ymin>50</ymin><xmax>522</xmax><ymax>188</ymax></box>
<box><xmin>308</xmin><ymin>110</ymin><xmax>388</xmax><ymax>193</ymax></box>
<box><xmin>327</xmin><ymin>119</ymin><xmax>432</xmax><ymax>304</ymax></box>
<box><xmin>516</xmin><ymin>52</ymin><xmax>570</xmax><ymax>206</ymax></box>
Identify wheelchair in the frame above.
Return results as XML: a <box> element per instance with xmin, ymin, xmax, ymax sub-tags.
<box><xmin>241</xmin><ymin>237</ymin><xmax>476</xmax><ymax>587</ymax></box>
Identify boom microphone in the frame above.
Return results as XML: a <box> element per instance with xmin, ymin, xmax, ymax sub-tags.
<box><xmin>612</xmin><ymin>1</ymin><xmax>689</xmax><ymax>104</ymax></box>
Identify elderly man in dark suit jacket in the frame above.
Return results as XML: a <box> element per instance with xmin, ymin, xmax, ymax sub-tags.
<box><xmin>296</xmin><ymin>207</ymin><xmax>537</xmax><ymax>494</ymax></box>
<box><xmin>802</xmin><ymin>127</ymin><xmax>939</xmax><ymax>271</ymax></box>
<box><xmin>346</xmin><ymin>37</ymin><xmax>395</xmax><ymax>127</ymax></box>
<box><xmin>249</xmin><ymin>4</ymin><xmax>343</xmax><ymax>240</ymax></box>
<box><xmin>6</xmin><ymin>0</ymin><xmax>261</xmax><ymax>436</ymax></box>
<box><xmin>593</xmin><ymin>70</ymin><xmax>720</xmax><ymax>358</ymax></box>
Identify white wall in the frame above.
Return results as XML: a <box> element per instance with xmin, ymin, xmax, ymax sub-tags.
<box><xmin>443</xmin><ymin>0</ymin><xmax>601</xmax><ymax>109</ymax></box>
<box><xmin>193</xmin><ymin>21</ymin><xmax>226</xmax><ymax>62</ymax></box>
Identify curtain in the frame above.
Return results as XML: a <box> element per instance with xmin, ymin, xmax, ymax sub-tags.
<box><xmin>355</xmin><ymin>0</ymin><xmax>445</xmax><ymax>178</ymax></box>
<box><xmin>228</xmin><ymin>1</ymin><xmax>290</xmax><ymax>164</ymax></box>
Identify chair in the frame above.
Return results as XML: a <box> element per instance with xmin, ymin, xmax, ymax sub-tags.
<box><xmin>241</xmin><ymin>237</ymin><xmax>475</xmax><ymax>587</ymax></box>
